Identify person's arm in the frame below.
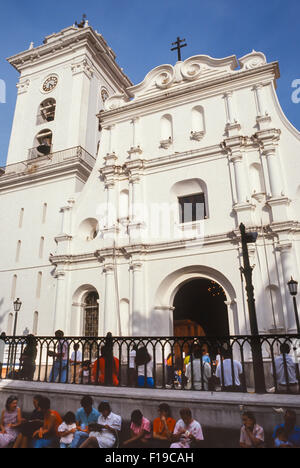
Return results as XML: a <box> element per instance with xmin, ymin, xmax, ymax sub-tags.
<box><xmin>123</xmin><ymin>428</ymin><xmax>148</xmax><ymax>445</ymax></box>
<box><xmin>9</xmin><ymin>407</ymin><xmax>22</xmax><ymax>428</ymax></box>
<box><xmin>0</xmin><ymin>410</ymin><xmax>6</xmax><ymax>433</ymax></box>
<box><xmin>153</xmin><ymin>417</ymin><xmax>174</xmax><ymax>441</ymax></box>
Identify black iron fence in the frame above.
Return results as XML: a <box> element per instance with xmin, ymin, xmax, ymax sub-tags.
<box><xmin>0</xmin><ymin>333</ymin><xmax>299</xmax><ymax>395</ymax></box>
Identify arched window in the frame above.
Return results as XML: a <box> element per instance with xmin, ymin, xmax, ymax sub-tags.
<box><xmin>11</xmin><ymin>275</ymin><xmax>17</xmax><ymax>300</ymax></box>
<box><xmin>33</xmin><ymin>311</ymin><xmax>39</xmax><ymax>335</ymax></box>
<box><xmin>37</xmin><ymin>98</ymin><xmax>56</xmax><ymax>124</ymax></box>
<box><xmin>36</xmin><ymin>272</ymin><xmax>42</xmax><ymax>298</ymax></box>
<box><xmin>19</xmin><ymin>208</ymin><xmax>24</xmax><ymax>228</ymax></box>
<box><xmin>39</xmin><ymin>237</ymin><xmax>44</xmax><ymax>259</ymax></box>
<box><xmin>30</xmin><ymin>129</ymin><xmax>53</xmax><ymax>159</ymax></box>
<box><xmin>16</xmin><ymin>241</ymin><xmax>21</xmax><ymax>262</ymax></box>
<box><xmin>42</xmin><ymin>203</ymin><xmax>47</xmax><ymax>224</ymax></box>
<box><xmin>84</xmin><ymin>291</ymin><xmax>99</xmax><ymax>337</ymax></box>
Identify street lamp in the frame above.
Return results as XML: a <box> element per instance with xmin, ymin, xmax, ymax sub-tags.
<box><xmin>239</xmin><ymin>223</ymin><xmax>266</xmax><ymax>393</ymax></box>
<box><xmin>287</xmin><ymin>277</ymin><xmax>300</xmax><ymax>335</ymax></box>
<box><xmin>13</xmin><ymin>298</ymin><xmax>22</xmax><ymax>336</ymax></box>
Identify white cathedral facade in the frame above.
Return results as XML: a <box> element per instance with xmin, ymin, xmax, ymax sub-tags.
<box><xmin>0</xmin><ymin>22</ymin><xmax>300</xmax><ymax>338</ymax></box>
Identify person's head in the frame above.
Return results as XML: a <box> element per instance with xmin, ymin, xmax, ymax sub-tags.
<box><xmin>193</xmin><ymin>348</ymin><xmax>202</xmax><ymax>359</ymax></box>
<box><xmin>39</xmin><ymin>396</ymin><xmax>51</xmax><ymax>414</ymax></box>
<box><xmin>73</xmin><ymin>343</ymin><xmax>80</xmax><ymax>351</ymax></box>
<box><xmin>26</xmin><ymin>334</ymin><xmax>37</xmax><ymax>346</ymax></box>
<box><xmin>98</xmin><ymin>401</ymin><xmax>111</xmax><ymax>418</ymax></box>
<box><xmin>82</xmin><ymin>360</ymin><xmax>91</xmax><ymax>369</ymax></box>
<box><xmin>158</xmin><ymin>403</ymin><xmax>171</xmax><ymax>419</ymax></box>
<box><xmin>242</xmin><ymin>411</ymin><xmax>256</xmax><ymax>429</ymax></box>
<box><xmin>131</xmin><ymin>409</ymin><xmax>143</xmax><ymax>426</ymax></box>
<box><xmin>135</xmin><ymin>347</ymin><xmax>151</xmax><ymax>366</ymax></box>
<box><xmin>280</xmin><ymin>343</ymin><xmax>291</xmax><ymax>355</ymax></box>
<box><xmin>33</xmin><ymin>394</ymin><xmax>43</xmax><ymax>409</ymax></box>
<box><xmin>80</xmin><ymin>395</ymin><xmax>93</xmax><ymax>411</ymax></box>
<box><xmin>0</xmin><ymin>332</ymin><xmax>6</xmax><ymax>340</ymax></box>
<box><xmin>223</xmin><ymin>349</ymin><xmax>233</xmax><ymax>360</ymax></box>
<box><xmin>284</xmin><ymin>409</ymin><xmax>297</xmax><ymax>429</ymax></box>
<box><xmin>180</xmin><ymin>408</ymin><xmax>193</xmax><ymax>426</ymax></box>
<box><xmin>5</xmin><ymin>395</ymin><xmax>18</xmax><ymax>412</ymax></box>
<box><xmin>63</xmin><ymin>411</ymin><xmax>76</xmax><ymax>425</ymax></box>
<box><xmin>55</xmin><ymin>330</ymin><xmax>64</xmax><ymax>338</ymax></box>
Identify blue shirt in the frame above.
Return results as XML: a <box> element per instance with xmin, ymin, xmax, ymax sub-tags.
<box><xmin>75</xmin><ymin>407</ymin><xmax>100</xmax><ymax>428</ymax></box>
<box><xmin>273</xmin><ymin>424</ymin><xmax>300</xmax><ymax>447</ymax></box>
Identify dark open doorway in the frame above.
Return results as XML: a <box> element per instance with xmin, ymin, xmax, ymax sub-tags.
<box><xmin>173</xmin><ymin>278</ymin><xmax>229</xmax><ymax>337</ymax></box>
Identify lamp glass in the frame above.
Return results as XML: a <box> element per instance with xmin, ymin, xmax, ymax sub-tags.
<box><xmin>13</xmin><ymin>298</ymin><xmax>22</xmax><ymax>312</ymax></box>
<box><xmin>288</xmin><ymin>278</ymin><xmax>298</xmax><ymax>296</ymax></box>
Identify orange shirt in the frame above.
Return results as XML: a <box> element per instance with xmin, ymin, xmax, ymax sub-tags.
<box><xmin>92</xmin><ymin>357</ymin><xmax>119</xmax><ymax>386</ymax></box>
<box><xmin>153</xmin><ymin>417</ymin><xmax>176</xmax><ymax>438</ymax></box>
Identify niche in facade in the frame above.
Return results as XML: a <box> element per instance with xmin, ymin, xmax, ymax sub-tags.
<box><xmin>160</xmin><ymin>114</ymin><xmax>173</xmax><ymax>148</ymax></box>
<box><xmin>78</xmin><ymin>218</ymin><xmax>99</xmax><ymax>241</ymax></box>
<box><xmin>190</xmin><ymin>106</ymin><xmax>205</xmax><ymax>141</ymax></box>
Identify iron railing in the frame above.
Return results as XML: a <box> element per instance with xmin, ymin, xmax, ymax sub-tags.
<box><xmin>0</xmin><ymin>333</ymin><xmax>299</xmax><ymax>394</ymax></box>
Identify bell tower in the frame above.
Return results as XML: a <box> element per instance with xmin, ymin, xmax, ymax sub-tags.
<box><xmin>6</xmin><ymin>23</ymin><xmax>132</xmax><ymax>165</ymax></box>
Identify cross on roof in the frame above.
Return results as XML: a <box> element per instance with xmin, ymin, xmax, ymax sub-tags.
<box><xmin>171</xmin><ymin>36</ymin><xmax>187</xmax><ymax>62</ymax></box>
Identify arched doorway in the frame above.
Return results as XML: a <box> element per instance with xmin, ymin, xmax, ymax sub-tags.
<box><xmin>173</xmin><ymin>278</ymin><xmax>229</xmax><ymax>337</ymax></box>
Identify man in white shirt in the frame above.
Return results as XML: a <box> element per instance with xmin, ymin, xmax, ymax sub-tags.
<box><xmin>185</xmin><ymin>348</ymin><xmax>211</xmax><ymax>390</ymax></box>
<box><xmin>216</xmin><ymin>350</ymin><xmax>243</xmax><ymax>392</ymax></box>
<box><xmin>271</xmin><ymin>343</ymin><xmax>299</xmax><ymax>394</ymax></box>
<box><xmin>80</xmin><ymin>401</ymin><xmax>121</xmax><ymax>448</ymax></box>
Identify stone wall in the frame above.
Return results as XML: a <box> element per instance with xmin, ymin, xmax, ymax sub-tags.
<box><xmin>1</xmin><ymin>380</ymin><xmax>299</xmax><ymax>448</ymax></box>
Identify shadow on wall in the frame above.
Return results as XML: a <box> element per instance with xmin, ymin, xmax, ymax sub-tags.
<box><xmin>0</xmin><ymin>297</ymin><xmax>10</xmax><ymax>333</ymax></box>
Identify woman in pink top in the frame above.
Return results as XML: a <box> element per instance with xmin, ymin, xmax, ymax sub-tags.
<box><xmin>122</xmin><ymin>410</ymin><xmax>151</xmax><ymax>448</ymax></box>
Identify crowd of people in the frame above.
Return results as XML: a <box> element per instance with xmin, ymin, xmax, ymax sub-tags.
<box><xmin>1</xmin><ymin>331</ymin><xmax>299</xmax><ymax>394</ymax></box>
<box><xmin>0</xmin><ymin>394</ymin><xmax>299</xmax><ymax>448</ymax></box>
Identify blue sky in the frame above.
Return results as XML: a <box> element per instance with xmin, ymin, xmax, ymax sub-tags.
<box><xmin>0</xmin><ymin>0</ymin><xmax>299</xmax><ymax>167</ymax></box>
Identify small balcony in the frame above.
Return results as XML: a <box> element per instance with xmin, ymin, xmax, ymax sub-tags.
<box><xmin>0</xmin><ymin>146</ymin><xmax>96</xmax><ymax>183</ymax></box>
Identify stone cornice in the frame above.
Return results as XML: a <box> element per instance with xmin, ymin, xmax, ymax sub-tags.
<box><xmin>98</xmin><ymin>62</ymin><xmax>280</xmax><ymax>125</ymax></box>
<box><xmin>7</xmin><ymin>26</ymin><xmax>132</xmax><ymax>91</ymax></box>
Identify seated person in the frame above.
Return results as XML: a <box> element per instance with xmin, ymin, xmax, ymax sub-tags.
<box><xmin>122</xmin><ymin>410</ymin><xmax>151</xmax><ymax>448</ymax></box>
<box><xmin>152</xmin><ymin>403</ymin><xmax>176</xmax><ymax>448</ymax></box>
<box><xmin>32</xmin><ymin>397</ymin><xmax>62</xmax><ymax>448</ymax></box>
<box><xmin>0</xmin><ymin>395</ymin><xmax>22</xmax><ymax>448</ymax></box>
<box><xmin>239</xmin><ymin>411</ymin><xmax>265</xmax><ymax>448</ymax></box>
<box><xmin>79</xmin><ymin>401</ymin><xmax>121</xmax><ymax>448</ymax></box>
<box><xmin>170</xmin><ymin>408</ymin><xmax>204</xmax><ymax>448</ymax></box>
<box><xmin>13</xmin><ymin>394</ymin><xmax>44</xmax><ymax>448</ymax></box>
<box><xmin>70</xmin><ymin>395</ymin><xmax>100</xmax><ymax>448</ymax></box>
<box><xmin>272</xmin><ymin>409</ymin><xmax>300</xmax><ymax>448</ymax></box>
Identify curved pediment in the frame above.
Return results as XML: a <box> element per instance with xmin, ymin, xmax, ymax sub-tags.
<box><xmin>104</xmin><ymin>51</ymin><xmax>270</xmax><ymax>110</ymax></box>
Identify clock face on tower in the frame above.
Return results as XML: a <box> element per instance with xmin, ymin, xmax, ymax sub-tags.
<box><xmin>42</xmin><ymin>76</ymin><xmax>58</xmax><ymax>93</ymax></box>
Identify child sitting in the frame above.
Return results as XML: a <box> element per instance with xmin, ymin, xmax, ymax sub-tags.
<box><xmin>58</xmin><ymin>412</ymin><xmax>77</xmax><ymax>448</ymax></box>
<box><xmin>274</xmin><ymin>426</ymin><xmax>294</xmax><ymax>448</ymax></box>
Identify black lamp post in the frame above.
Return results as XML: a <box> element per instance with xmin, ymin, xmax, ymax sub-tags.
<box><xmin>239</xmin><ymin>223</ymin><xmax>266</xmax><ymax>393</ymax></box>
<box><xmin>13</xmin><ymin>298</ymin><xmax>22</xmax><ymax>336</ymax></box>
<box><xmin>287</xmin><ymin>277</ymin><xmax>300</xmax><ymax>335</ymax></box>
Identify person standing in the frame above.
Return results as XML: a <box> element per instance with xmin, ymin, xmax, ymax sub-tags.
<box><xmin>19</xmin><ymin>334</ymin><xmax>37</xmax><ymax>381</ymax></box>
<box><xmin>185</xmin><ymin>348</ymin><xmax>211</xmax><ymax>390</ymax></box>
<box><xmin>136</xmin><ymin>347</ymin><xmax>154</xmax><ymax>388</ymax></box>
<box><xmin>49</xmin><ymin>330</ymin><xmax>69</xmax><ymax>383</ymax></box>
<box><xmin>216</xmin><ymin>350</ymin><xmax>244</xmax><ymax>392</ymax></box>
